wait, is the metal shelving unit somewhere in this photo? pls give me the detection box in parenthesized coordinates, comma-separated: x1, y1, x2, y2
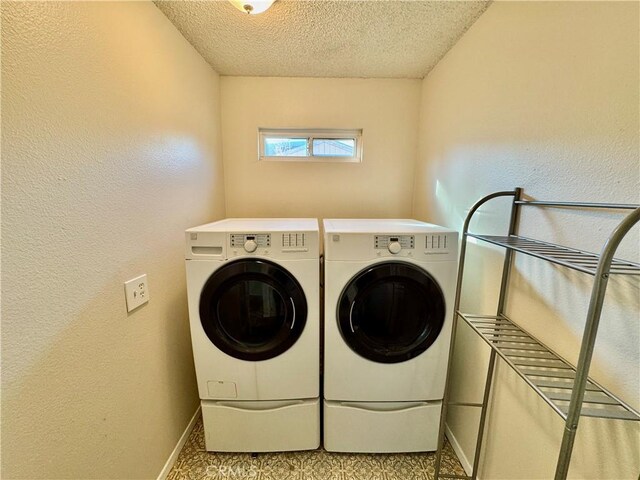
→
(434, 188, 640, 480)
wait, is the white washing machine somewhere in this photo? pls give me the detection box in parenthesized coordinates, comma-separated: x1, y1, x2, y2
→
(185, 218, 320, 452)
(323, 219, 458, 453)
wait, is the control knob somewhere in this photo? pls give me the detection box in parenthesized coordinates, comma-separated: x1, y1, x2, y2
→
(388, 241, 402, 254)
(244, 239, 258, 253)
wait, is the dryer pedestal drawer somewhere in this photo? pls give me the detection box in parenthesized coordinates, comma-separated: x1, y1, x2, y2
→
(323, 399, 441, 453)
(201, 398, 320, 452)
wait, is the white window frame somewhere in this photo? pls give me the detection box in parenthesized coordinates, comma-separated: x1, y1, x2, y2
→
(258, 128, 363, 163)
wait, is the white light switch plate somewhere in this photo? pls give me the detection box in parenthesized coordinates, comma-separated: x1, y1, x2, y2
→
(124, 274, 149, 312)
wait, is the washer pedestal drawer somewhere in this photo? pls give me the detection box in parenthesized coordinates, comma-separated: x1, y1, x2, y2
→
(323, 399, 441, 453)
(201, 398, 320, 452)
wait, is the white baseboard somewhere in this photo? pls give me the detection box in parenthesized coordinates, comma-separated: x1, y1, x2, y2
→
(157, 405, 201, 480)
(445, 422, 475, 478)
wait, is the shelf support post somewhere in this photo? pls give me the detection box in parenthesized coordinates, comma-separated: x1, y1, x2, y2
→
(554, 206, 640, 480)
(470, 188, 522, 479)
(434, 189, 521, 480)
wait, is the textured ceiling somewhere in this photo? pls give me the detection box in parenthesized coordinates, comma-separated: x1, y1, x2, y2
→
(155, 0, 491, 78)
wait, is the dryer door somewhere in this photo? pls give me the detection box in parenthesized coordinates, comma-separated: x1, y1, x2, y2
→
(337, 262, 445, 364)
(199, 259, 307, 361)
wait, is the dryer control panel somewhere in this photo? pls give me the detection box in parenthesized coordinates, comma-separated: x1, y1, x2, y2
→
(374, 235, 415, 249)
(323, 218, 458, 262)
(326, 232, 458, 261)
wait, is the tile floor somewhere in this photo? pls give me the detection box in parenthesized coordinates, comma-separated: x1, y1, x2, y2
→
(167, 415, 466, 480)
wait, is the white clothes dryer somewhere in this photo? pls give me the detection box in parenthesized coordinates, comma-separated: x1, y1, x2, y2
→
(323, 219, 458, 453)
(185, 218, 320, 452)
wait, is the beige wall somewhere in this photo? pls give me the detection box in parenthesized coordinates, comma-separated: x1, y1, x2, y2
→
(413, 2, 639, 479)
(1, 2, 225, 478)
(220, 76, 421, 219)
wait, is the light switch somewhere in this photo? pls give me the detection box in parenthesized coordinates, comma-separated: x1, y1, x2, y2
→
(124, 274, 149, 312)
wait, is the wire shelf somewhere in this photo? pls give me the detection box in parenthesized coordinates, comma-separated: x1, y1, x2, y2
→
(435, 192, 640, 480)
(467, 234, 640, 276)
(459, 313, 640, 422)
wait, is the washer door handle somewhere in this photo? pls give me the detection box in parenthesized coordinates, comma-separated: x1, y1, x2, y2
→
(349, 301, 356, 332)
(290, 297, 296, 330)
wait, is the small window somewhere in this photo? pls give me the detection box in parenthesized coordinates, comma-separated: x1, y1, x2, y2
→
(264, 137, 308, 157)
(259, 128, 362, 163)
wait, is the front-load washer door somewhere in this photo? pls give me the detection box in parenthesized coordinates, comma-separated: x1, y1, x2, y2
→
(337, 262, 445, 364)
(199, 259, 307, 361)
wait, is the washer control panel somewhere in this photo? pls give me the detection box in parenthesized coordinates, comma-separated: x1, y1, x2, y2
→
(374, 235, 415, 250)
(282, 233, 306, 248)
(228, 232, 313, 256)
(187, 226, 318, 261)
(230, 233, 271, 249)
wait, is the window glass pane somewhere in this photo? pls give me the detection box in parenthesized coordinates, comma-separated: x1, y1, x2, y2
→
(312, 138, 355, 157)
(264, 137, 308, 157)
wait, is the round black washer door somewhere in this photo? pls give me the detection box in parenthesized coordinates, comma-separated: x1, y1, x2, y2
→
(338, 262, 446, 364)
(199, 259, 307, 361)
